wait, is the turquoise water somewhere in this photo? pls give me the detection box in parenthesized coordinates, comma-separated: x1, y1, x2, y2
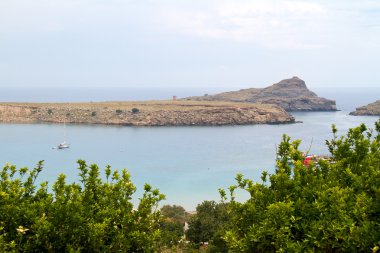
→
(1, 87, 379, 209)
(0, 111, 378, 210)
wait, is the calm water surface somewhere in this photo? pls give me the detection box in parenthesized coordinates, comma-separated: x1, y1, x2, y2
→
(1, 87, 379, 209)
(0, 111, 378, 210)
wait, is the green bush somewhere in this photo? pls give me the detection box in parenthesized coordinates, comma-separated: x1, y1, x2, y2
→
(115, 109, 123, 115)
(159, 205, 188, 248)
(220, 120, 380, 252)
(47, 109, 53, 114)
(132, 108, 140, 114)
(91, 111, 96, 117)
(186, 201, 229, 252)
(0, 160, 165, 252)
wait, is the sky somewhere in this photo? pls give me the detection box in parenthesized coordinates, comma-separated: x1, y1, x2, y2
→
(1, 0, 380, 89)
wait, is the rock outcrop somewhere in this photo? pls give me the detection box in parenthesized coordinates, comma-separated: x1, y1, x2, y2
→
(185, 77, 336, 111)
(0, 101, 295, 126)
(349, 100, 380, 116)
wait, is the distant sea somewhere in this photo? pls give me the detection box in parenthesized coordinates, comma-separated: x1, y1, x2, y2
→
(0, 86, 378, 111)
(0, 86, 379, 210)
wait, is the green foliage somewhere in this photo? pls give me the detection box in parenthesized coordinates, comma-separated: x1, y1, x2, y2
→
(0, 160, 165, 252)
(186, 201, 229, 252)
(159, 205, 187, 248)
(221, 120, 380, 252)
(132, 108, 140, 114)
(47, 108, 53, 114)
(161, 205, 187, 224)
(91, 111, 96, 117)
(115, 109, 123, 115)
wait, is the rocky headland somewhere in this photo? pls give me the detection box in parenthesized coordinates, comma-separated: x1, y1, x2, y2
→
(349, 100, 380, 116)
(185, 77, 337, 112)
(0, 101, 295, 126)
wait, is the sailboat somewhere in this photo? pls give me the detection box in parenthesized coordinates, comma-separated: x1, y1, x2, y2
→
(58, 141, 69, 149)
(58, 122, 70, 149)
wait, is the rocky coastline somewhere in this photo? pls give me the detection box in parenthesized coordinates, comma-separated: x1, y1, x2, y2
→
(349, 100, 380, 116)
(0, 101, 295, 126)
(185, 77, 337, 112)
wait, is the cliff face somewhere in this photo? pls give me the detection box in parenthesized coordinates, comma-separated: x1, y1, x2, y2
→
(186, 77, 337, 111)
(0, 101, 295, 126)
(349, 100, 380, 116)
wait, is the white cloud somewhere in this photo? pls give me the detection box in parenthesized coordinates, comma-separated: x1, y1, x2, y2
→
(155, 0, 380, 50)
(0, 0, 143, 37)
(156, 0, 330, 49)
(2, 0, 379, 50)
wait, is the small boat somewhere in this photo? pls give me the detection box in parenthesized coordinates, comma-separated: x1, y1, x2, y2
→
(275, 149, 332, 167)
(58, 141, 69, 149)
(57, 122, 70, 149)
(302, 153, 333, 166)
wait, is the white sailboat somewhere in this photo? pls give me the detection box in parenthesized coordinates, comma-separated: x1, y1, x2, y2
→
(58, 141, 69, 149)
(58, 122, 70, 149)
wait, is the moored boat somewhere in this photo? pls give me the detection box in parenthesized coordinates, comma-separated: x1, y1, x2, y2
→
(57, 122, 70, 149)
(58, 141, 69, 149)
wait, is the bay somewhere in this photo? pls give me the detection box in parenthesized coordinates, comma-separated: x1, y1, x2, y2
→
(0, 87, 379, 210)
(0, 112, 378, 210)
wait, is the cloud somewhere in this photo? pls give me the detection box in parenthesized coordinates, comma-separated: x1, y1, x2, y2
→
(1, 0, 379, 50)
(0, 0, 146, 38)
(156, 0, 329, 49)
(155, 0, 380, 50)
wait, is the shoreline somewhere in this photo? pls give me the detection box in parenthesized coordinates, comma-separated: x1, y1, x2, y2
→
(0, 100, 295, 126)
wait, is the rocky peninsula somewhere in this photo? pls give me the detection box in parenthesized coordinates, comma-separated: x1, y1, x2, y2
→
(0, 100, 295, 126)
(185, 77, 336, 111)
(349, 100, 380, 116)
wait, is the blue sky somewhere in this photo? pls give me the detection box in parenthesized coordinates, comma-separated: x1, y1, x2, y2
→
(1, 0, 380, 88)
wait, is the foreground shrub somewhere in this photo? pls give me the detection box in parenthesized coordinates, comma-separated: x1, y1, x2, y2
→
(220, 120, 380, 252)
(0, 160, 165, 252)
(186, 201, 229, 252)
(159, 205, 188, 248)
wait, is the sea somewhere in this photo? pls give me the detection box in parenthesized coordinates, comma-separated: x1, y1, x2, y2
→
(0, 86, 379, 210)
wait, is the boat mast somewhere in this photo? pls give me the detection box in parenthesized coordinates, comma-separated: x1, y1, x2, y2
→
(63, 121, 67, 142)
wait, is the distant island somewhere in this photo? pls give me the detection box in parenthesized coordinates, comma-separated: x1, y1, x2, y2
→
(349, 100, 380, 116)
(0, 101, 294, 126)
(0, 77, 341, 126)
(185, 77, 337, 112)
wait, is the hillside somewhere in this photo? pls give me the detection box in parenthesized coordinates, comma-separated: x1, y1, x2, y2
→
(185, 77, 337, 111)
(0, 100, 295, 126)
(349, 100, 380, 116)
